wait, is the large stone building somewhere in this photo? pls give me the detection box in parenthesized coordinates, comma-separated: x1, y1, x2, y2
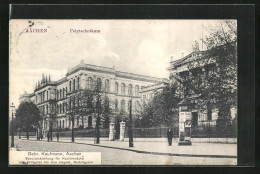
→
(168, 50, 237, 127)
(20, 60, 168, 132)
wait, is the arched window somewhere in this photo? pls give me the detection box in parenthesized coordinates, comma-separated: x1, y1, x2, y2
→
(121, 83, 125, 94)
(115, 82, 118, 94)
(115, 99, 118, 109)
(128, 84, 132, 95)
(121, 100, 125, 111)
(135, 85, 139, 96)
(105, 79, 110, 92)
(87, 77, 93, 89)
(97, 78, 102, 91)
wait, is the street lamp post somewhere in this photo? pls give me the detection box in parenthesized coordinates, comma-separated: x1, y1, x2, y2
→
(10, 103, 15, 148)
(128, 95, 134, 147)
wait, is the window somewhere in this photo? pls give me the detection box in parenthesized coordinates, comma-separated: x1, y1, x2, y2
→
(56, 104, 59, 114)
(77, 77, 80, 89)
(46, 105, 48, 114)
(63, 103, 65, 113)
(47, 91, 48, 100)
(115, 82, 118, 94)
(73, 79, 75, 91)
(121, 100, 125, 111)
(60, 89, 62, 99)
(87, 77, 93, 89)
(63, 120, 65, 128)
(135, 85, 139, 96)
(60, 120, 61, 128)
(60, 104, 62, 114)
(97, 78, 102, 91)
(105, 79, 110, 92)
(115, 99, 118, 109)
(69, 81, 72, 92)
(121, 83, 125, 94)
(63, 88, 65, 98)
(77, 117, 79, 126)
(128, 84, 132, 95)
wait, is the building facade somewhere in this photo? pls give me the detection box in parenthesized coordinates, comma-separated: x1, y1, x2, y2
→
(20, 60, 168, 132)
(168, 50, 237, 127)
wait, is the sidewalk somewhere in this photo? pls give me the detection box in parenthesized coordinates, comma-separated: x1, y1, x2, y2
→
(56, 137, 237, 158)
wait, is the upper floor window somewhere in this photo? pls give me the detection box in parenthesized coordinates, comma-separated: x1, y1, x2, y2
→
(97, 78, 102, 91)
(63, 88, 65, 98)
(87, 77, 93, 89)
(105, 79, 110, 92)
(60, 89, 62, 99)
(115, 82, 118, 94)
(128, 84, 133, 95)
(135, 85, 139, 96)
(73, 79, 76, 91)
(77, 77, 80, 89)
(121, 83, 125, 94)
(47, 91, 48, 100)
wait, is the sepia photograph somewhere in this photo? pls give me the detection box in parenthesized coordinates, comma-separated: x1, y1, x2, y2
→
(9, 19, 237, 165)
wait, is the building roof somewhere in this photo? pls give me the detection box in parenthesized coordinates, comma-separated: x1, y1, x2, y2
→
(67, 61, 167, 83)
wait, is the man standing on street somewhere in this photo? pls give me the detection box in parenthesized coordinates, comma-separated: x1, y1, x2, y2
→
(47, 131, 50, 142)
(57, 132, 59, 142)
(167, 128, 173, 146)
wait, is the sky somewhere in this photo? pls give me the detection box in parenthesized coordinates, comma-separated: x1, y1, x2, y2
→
(9, 19, 225, 107)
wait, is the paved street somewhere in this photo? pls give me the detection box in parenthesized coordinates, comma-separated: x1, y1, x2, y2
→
(11, 136, 237, 165)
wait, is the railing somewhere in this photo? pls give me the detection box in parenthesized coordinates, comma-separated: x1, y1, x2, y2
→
(52, 128, 109, 138)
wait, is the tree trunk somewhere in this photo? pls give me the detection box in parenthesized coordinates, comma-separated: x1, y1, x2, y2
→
(96, 114, 100, 144)
(50, 125, 53, 141)
(72, 117, 75, 142)
(26, 131, 29, 140)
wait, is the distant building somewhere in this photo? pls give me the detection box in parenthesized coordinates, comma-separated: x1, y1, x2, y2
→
(20, 60, 167, 132)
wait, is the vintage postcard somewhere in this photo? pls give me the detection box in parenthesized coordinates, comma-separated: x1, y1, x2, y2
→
(9, 19, 237, 165)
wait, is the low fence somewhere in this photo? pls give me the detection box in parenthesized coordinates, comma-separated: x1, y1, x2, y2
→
(14, 125, 236, 139)
(52, 128, 109, 138)
(14, 132, 36, 136)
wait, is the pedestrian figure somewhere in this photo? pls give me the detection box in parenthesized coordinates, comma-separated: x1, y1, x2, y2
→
(47, 131, 50, 142)
(167, 128, 173, 146)
(57, 132, 59, 142)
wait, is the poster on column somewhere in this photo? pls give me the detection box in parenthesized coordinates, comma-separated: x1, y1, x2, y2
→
(8, 5, 240, 166)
